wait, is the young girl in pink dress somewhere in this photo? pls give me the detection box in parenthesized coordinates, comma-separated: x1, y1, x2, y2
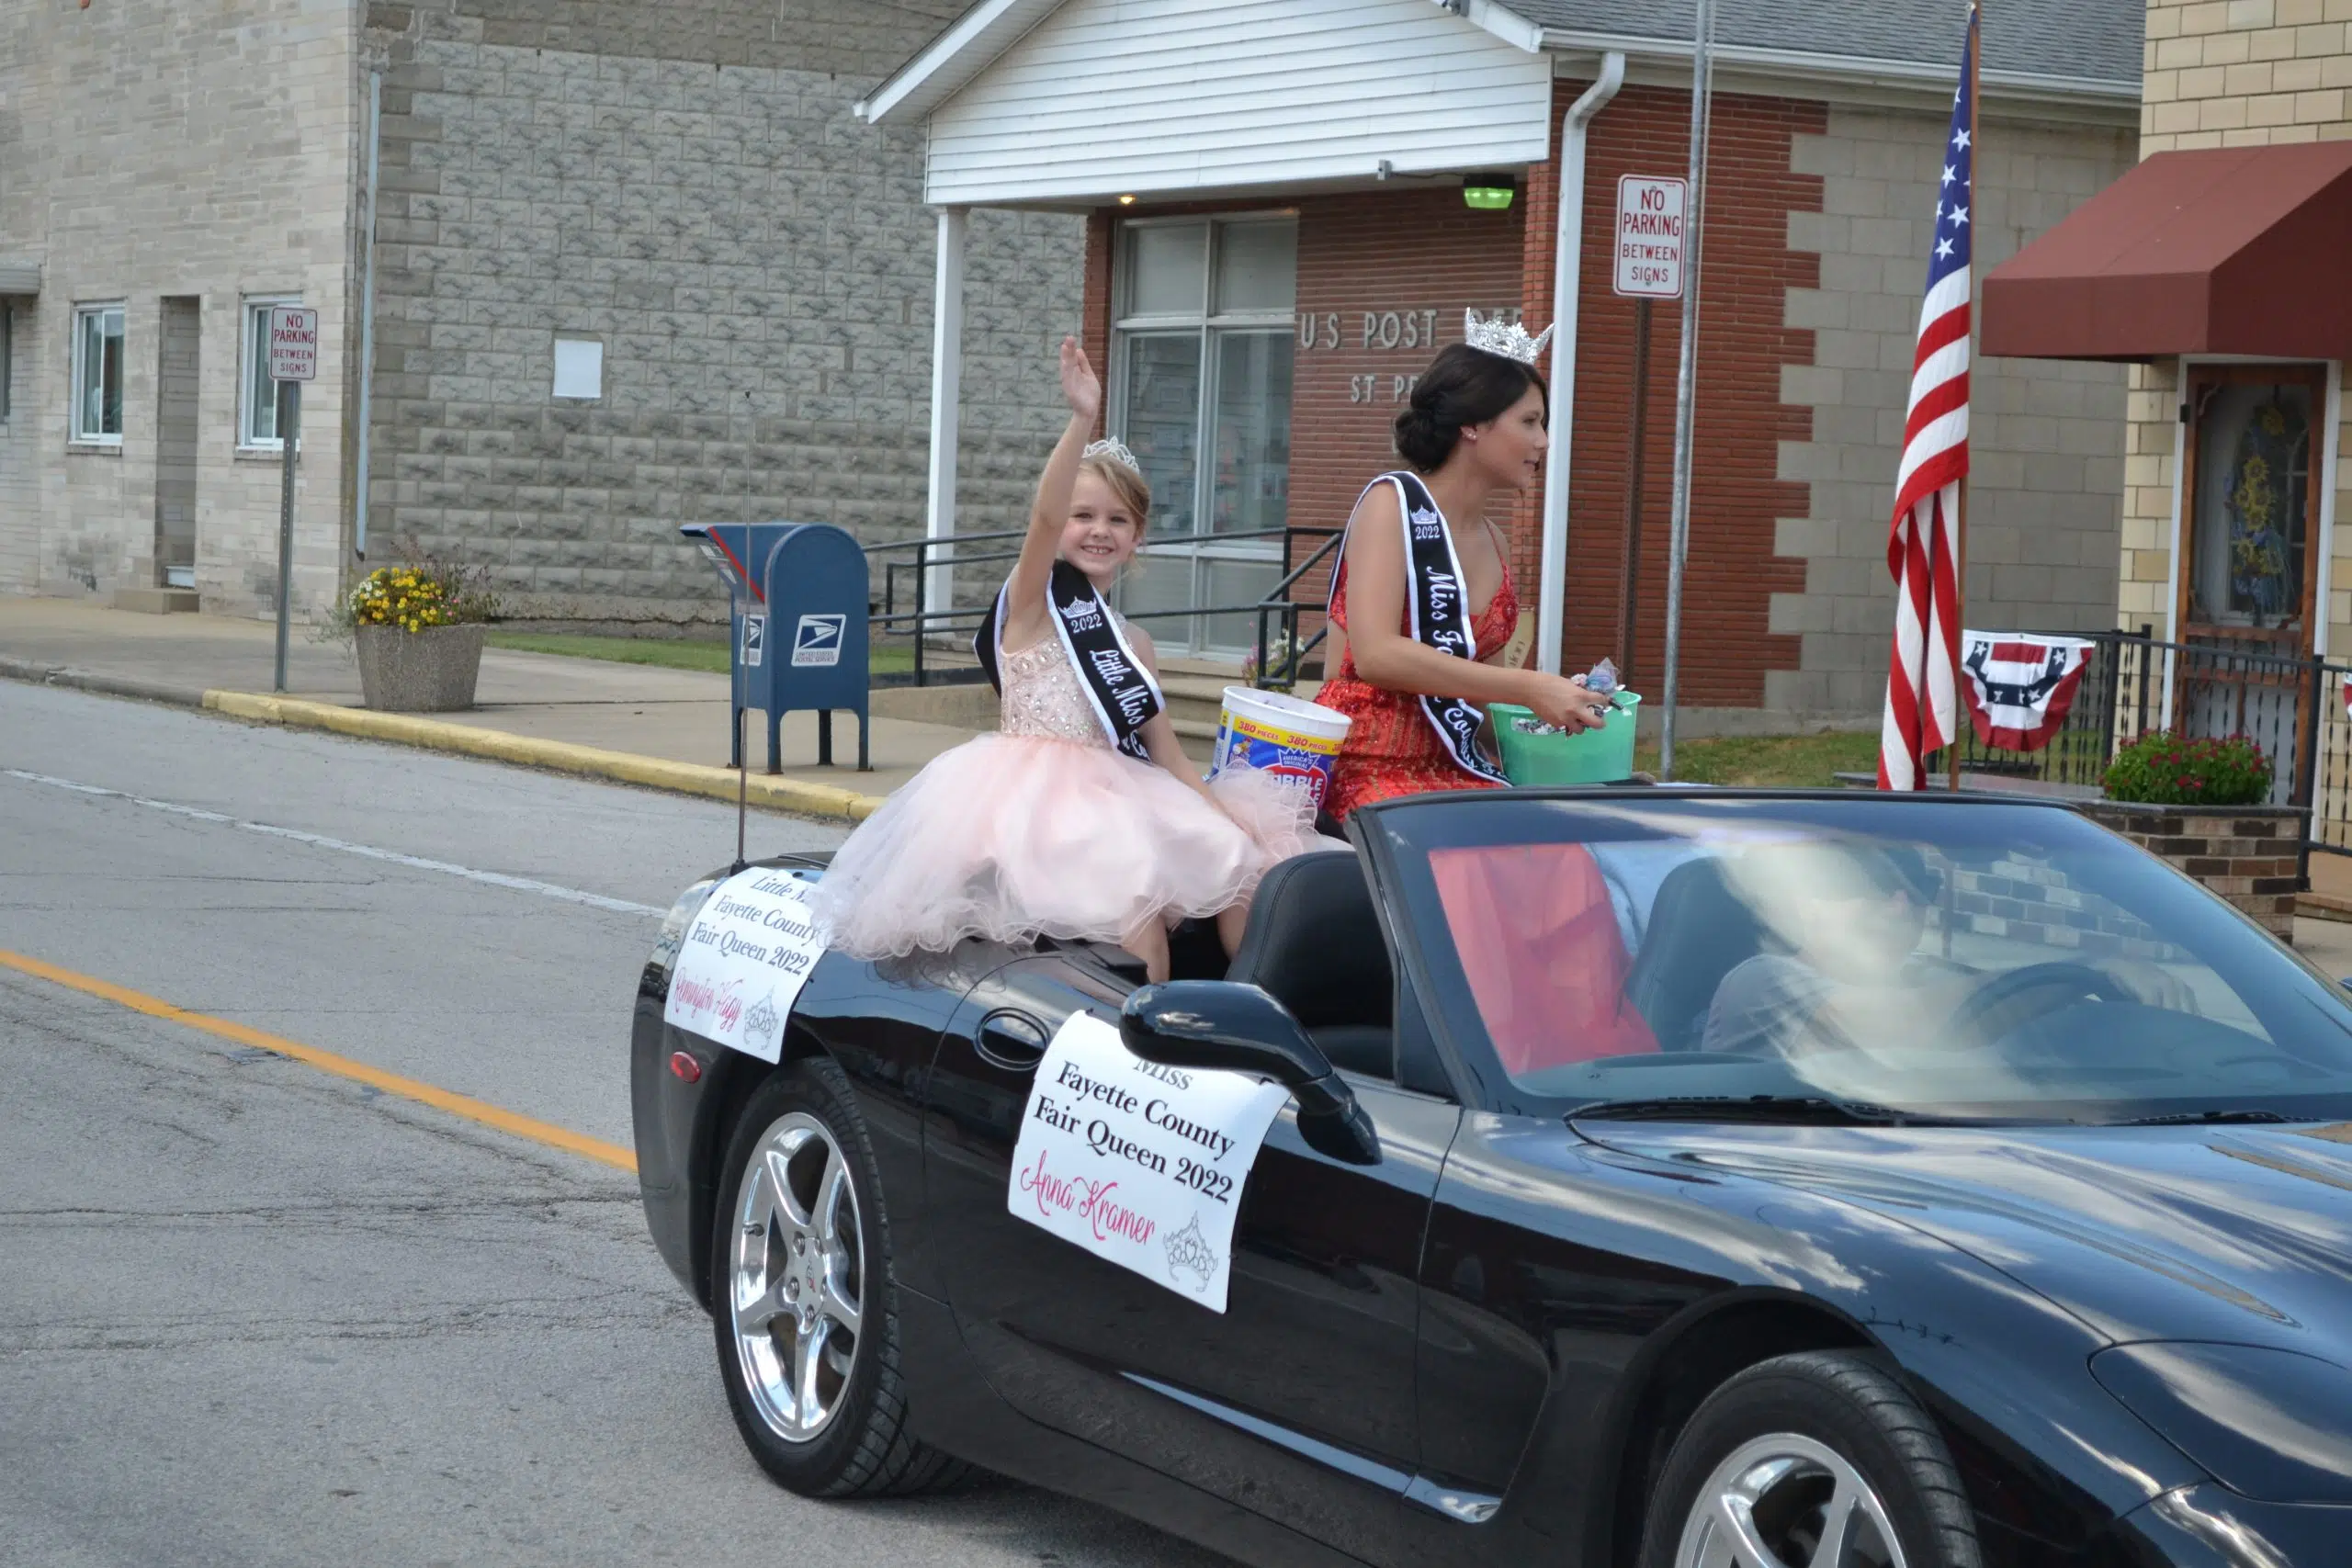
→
(813, 338, 1324, 982)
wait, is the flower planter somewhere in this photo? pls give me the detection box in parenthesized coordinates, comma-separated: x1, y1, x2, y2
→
(354, 623, 487, 713)
(2079, 800, 2304, 942)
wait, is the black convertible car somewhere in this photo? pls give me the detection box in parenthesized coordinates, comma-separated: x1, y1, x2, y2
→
(632, 790, 2352, 1568)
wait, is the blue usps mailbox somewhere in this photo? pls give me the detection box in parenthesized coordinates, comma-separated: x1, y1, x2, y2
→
(679, 521, 870, 773)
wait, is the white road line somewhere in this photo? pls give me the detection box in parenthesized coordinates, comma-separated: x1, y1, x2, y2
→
(4, 769, 664, 918)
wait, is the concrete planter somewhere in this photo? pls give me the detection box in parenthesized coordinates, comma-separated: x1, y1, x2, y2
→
(355, 623, 487, 713)
(2080, 800, 2305, 942)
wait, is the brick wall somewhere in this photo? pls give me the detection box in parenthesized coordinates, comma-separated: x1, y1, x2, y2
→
(2143, 0, 2352, 152)
(361, 2, 1083, 632)
(0, 0, 358, 616)
(1775, 106, 2137, 716)
(2082, 801, 2303, 939)
(1521, 81, 1821, 709)
(2122, 0, 2352, 658)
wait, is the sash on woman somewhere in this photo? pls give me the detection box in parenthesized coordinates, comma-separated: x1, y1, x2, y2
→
(974, 559, 1164, 761)
(1328, 470, 1508, 785)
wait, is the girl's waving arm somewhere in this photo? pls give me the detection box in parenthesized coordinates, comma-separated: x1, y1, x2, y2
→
(1000, 337, 1102, 653)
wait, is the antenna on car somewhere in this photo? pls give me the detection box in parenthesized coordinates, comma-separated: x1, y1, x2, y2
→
(733, 389, 752, 874)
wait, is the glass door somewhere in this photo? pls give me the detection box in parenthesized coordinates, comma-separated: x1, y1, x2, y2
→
(1111, 217, 1297, 658)
(2176, 364, 2328, 802)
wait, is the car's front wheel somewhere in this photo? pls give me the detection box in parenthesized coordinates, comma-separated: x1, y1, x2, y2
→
(710, 1059, 966, 1496)
(1640, 1350, 1982, 1568)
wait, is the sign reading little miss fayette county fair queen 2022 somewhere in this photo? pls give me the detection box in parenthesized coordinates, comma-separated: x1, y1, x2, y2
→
(662, 868, 828, 1064)
(1010, 1014, 1288, 1313)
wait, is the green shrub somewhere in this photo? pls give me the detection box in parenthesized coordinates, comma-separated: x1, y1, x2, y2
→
(2102, 729, 2272, 807)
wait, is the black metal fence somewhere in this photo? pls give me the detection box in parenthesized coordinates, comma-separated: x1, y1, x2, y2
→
(863, 525, 1341, 687)
(1934, 626, 2352, 868)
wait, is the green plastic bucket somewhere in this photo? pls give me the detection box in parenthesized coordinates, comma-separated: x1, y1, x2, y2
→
(1490, 693, 1642, 785)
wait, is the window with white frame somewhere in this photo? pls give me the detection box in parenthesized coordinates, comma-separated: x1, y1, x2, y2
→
(71, 302, 126, 444)
(1111, 217, 1297, 653)
(241, 297, 300, 447)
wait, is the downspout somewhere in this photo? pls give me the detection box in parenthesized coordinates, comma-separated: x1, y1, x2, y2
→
(354, 69, 382, 560)
(1535, 52, 1625, 674)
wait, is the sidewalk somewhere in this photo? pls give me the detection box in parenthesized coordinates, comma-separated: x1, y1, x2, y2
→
(0, 599, 981, 820)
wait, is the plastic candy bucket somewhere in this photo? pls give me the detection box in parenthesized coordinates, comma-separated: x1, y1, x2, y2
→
(1208, 687, 1352, 815)
(1490, 693, 1641, 785)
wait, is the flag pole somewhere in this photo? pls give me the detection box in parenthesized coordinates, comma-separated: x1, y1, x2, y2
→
(1947, 0, 1978, 795)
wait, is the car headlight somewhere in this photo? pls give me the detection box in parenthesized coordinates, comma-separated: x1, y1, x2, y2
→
(649, 876, 721, 978)
(2093, 1342, 2352, 1505)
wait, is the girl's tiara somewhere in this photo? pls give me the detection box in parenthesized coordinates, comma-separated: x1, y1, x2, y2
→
(1082, 438, 1142, 474)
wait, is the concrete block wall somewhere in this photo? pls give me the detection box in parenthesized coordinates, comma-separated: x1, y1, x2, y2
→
(0, 0, 358, 620)
(362, 2, 1084, 632)
(2143, 0, 2352, 151)
(1768, 105, 2139, 717)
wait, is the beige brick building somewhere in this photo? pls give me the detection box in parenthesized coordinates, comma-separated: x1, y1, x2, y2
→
(0, 0, 1078, 628)
(1992, 0, 2352, 693)
(2129, 0, 2352, 654)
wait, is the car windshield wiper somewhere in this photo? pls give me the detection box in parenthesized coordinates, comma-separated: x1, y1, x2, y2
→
(2103, 1108, 2302, 1127)
(1566, 1094, 1930, 1126)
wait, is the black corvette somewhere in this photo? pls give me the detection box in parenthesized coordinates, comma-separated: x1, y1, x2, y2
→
(631, 789, 2352, 1568)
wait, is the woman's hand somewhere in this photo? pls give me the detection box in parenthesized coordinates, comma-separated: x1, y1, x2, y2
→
(1059, 336, 1102, 424)
(1515, 671, 1612, 733)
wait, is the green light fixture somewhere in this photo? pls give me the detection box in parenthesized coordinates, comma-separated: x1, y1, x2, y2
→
(1463, 172, 1517, 211)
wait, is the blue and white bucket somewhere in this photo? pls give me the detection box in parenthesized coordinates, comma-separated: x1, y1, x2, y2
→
(1206, 687, 1352, 817)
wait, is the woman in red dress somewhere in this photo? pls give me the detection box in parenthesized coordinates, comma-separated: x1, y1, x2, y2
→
(1319, 328, 1610, 820)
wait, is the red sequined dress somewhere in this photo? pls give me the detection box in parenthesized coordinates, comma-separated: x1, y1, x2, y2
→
(1317, 554, 1521, 820)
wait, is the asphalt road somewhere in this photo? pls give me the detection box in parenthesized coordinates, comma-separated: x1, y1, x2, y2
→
(0, 681, 1227, 1568)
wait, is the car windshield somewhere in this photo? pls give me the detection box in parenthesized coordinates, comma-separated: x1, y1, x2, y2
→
(1370, 795, 2352, 1124)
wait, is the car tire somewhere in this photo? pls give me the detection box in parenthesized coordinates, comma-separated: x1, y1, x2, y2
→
(1638, 1350, 1982, 1568)
(710, 1057, 968, 1497)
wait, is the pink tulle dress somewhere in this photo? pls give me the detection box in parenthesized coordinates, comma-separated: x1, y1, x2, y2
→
(813, 618, 1336, 960)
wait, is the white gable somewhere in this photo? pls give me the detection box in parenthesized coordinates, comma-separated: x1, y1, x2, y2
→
(922, 0, 1553, 208)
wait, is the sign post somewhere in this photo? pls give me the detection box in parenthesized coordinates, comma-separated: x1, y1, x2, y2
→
(266, 306, 319, 693)
(1610, 175, 1688, 689)
(1659, 0, 1716, 781)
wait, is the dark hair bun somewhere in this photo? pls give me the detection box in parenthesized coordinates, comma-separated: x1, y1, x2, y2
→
(1389, 342, 1550, 472)
(1393, 402, 1449, 471)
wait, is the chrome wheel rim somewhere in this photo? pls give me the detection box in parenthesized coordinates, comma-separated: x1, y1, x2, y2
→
(728, 1112, 865, 1444)
(1674, 1433, 1907, 1568)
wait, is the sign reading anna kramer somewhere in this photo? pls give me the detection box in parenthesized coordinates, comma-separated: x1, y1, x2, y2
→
(662, 867, 828, 1063)
(1008, 1013, 1287, 1313)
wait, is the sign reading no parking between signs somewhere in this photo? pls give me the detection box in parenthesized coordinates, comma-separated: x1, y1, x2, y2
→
(1008, 1014, 1287, 1313)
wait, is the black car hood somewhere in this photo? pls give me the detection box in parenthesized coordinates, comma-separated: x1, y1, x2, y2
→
(1577, 1121, 2352, 1355)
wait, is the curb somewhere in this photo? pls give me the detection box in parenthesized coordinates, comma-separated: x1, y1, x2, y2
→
(0, 655, 209, 708)
(202, 691, 887, 824)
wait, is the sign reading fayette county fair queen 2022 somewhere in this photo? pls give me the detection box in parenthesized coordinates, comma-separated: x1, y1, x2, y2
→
(662, 868, 828, 1063)
(1009, 1013, 1288, 1314)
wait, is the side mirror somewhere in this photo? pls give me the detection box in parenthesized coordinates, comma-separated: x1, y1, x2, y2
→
(1120, 981, 1381, 1166)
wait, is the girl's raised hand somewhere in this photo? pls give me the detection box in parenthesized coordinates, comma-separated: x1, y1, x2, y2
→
(1059, 336, 1102, 423)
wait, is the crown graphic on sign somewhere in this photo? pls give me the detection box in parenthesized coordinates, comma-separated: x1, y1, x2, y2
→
(1463, 308, 1555, 366)
(1082, 438, 1141, 474)
(743, 990, 780, 1043)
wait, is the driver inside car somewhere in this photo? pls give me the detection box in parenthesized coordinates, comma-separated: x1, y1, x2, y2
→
(1702, 841, 2195, 1059)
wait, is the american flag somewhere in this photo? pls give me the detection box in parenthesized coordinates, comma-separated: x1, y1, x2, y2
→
(1878, 2, 1977, 791)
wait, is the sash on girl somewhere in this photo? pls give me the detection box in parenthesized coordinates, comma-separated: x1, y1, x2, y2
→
(974, 559, 1164, 761)
(1329, 470, 1508, 784)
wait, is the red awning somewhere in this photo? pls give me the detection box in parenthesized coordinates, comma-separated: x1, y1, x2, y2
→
(1982, 143, 2352, 362)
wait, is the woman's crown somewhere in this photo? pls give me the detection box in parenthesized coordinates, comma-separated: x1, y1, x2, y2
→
(1463, 308, 1555, 367)
(1082, 438, 1141, 473)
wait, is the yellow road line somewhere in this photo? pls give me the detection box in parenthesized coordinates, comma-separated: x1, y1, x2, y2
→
(0, 948, 637, 1173)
